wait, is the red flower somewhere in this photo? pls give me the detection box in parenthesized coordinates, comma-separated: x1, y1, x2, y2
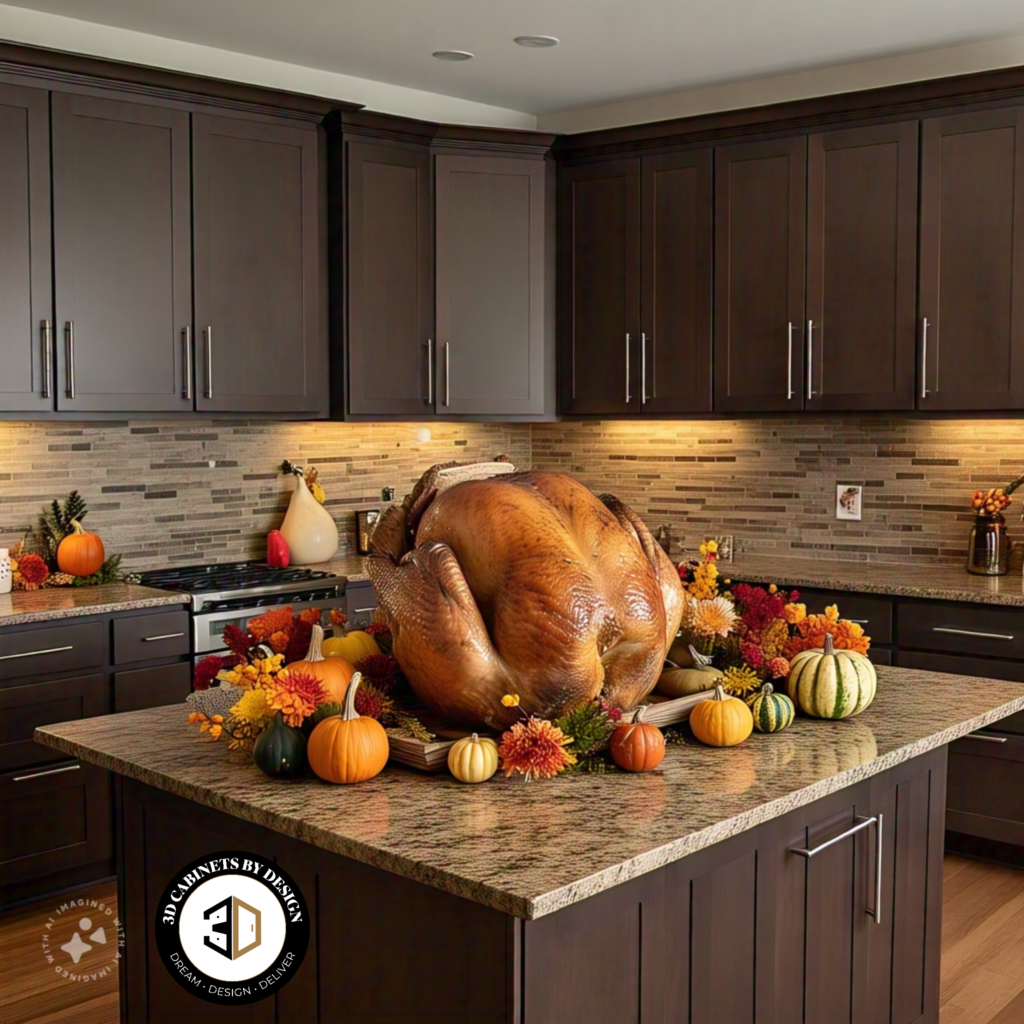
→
(16, 553, 49, 586)
(356, 653, 401, 693)
(223, 624, 254, 660)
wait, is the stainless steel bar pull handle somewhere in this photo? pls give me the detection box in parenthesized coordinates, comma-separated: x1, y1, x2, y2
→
(786, 322, 794, 399)
(13, 763, 80, 783)
(640, 332, 647, 404)
(625, 334, 631, 404)
(142, 632, 186, 643)
(425, 339, 434, 405)
(967, 732, 1009, 743)
(806, 319, 815, 399)
(182, 327, 193, 400)
(791, 814, 883, 924)
(64, 321, 75, 399)
(0, 644, 74, 662)
(204, 326, 213, 399)
(921, 318, 930, 399)
(847, 618, 869, 625)
(41, 320, 53, 398)
(444, 342, 450, 408)
(933, 626, 1014, 641)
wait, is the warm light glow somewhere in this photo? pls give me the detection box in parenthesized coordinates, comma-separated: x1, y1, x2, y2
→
(414, 427, 432, 444)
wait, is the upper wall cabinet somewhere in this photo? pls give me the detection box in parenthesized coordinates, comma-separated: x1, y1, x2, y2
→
(192, 115, 325, 415)
(558, 153, 712, 415)
(51, 93, 193, 413)
(919, 107, 1024, 410)
(0, 83, 52, 414)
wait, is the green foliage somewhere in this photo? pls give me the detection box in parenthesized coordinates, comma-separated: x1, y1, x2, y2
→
(555, 699, 616, 770)
(39, 490, 88, 565)
(70, 554, 123, 587)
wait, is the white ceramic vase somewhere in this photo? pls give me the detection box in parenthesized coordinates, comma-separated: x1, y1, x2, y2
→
(0, 548, 11, 595)
(279, 476, 339, 565)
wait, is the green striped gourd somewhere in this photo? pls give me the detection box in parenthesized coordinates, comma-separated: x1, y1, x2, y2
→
(786, 633, 877, 720)
(750, 683, 795, 733)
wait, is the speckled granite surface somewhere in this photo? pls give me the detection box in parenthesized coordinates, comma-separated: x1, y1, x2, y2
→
(733, 555, 1024, 606)
(0, 583, 188, 628)
(36, 667, 1024, 919)
(320, 553, 370, 581)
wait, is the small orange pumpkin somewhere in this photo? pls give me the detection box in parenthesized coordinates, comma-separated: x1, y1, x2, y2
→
(287, 624, 355, 703)
(307, 673, 389, 784)
(609, 708, 666, 772)
(57, 520, 105, 577)
(689, 685, 754, 747)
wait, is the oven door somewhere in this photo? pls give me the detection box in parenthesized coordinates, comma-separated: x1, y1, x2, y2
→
(193, 594, 347, 657)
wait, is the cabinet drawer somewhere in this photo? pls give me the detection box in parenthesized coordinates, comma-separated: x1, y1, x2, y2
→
(113, 609, 189, 664)
(948, 733, 1024, 845)
(899, 600, 1024, 659)
(114, 662, 191, 713)
(0, 621, 106, 678)
(0, 673, 107, 771)
(0, 759, 111, 885)
(798, 588, 893, 644)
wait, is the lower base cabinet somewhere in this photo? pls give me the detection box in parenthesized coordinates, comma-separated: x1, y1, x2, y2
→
(119, 746, 945, 1024)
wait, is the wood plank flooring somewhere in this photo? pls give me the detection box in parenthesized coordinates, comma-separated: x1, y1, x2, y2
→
(0, 858, 1021, 1023)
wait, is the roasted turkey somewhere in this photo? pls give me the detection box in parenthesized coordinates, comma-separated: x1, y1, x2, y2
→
(367, 461, 685, 730)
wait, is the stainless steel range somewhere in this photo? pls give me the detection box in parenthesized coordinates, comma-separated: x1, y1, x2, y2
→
(136, 562, 347, 656)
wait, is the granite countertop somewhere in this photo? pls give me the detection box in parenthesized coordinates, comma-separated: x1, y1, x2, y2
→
(36, 666, 1024, 920)
(732, 554, 1024, 607)
(320, 553, 370, 581)
(0, 582, 189, 628)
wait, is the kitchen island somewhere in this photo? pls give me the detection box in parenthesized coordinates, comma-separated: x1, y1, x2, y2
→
(37, 667, 1024, 1024)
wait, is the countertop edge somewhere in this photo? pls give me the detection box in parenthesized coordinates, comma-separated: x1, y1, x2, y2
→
(0, 591, 189, 627)
(36, 694, 1024, 920)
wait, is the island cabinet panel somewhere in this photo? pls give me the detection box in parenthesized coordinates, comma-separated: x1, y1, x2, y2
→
(919, 107, 1024, 410)
(714, 137, 807, 412)
(0, 81, 52, 414)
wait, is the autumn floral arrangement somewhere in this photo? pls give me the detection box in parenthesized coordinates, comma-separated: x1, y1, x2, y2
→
(970, 472, 1024, 518)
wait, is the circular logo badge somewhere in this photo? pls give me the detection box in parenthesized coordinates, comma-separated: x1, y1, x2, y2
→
(154, 851, 309, 1005)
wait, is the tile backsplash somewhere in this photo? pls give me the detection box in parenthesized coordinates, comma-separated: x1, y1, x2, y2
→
(1, 416, 1018, 570)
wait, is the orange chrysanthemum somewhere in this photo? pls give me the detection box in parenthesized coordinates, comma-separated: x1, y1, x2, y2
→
(298, 607, 322, 625)
(498, 718, 576, 780)
(267, 630, 291, 654)
(783, 602, 807, 624)
(248, 607, 295, 642)
(264, 669, 328, 726)
(784, 605, 870, 658)
(15, 552, 50, 589)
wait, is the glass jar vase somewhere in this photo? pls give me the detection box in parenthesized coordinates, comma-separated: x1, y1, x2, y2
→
(966, 513, 1010, 575)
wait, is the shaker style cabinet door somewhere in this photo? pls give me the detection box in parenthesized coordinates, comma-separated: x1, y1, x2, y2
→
(714, 137, 807, 412)
(51, 92, 193, 412)
(919, 107, 1024, 410)
(805, 122, 919, 412)
(435, 154, 550, 415)
(640, 150, 714, 414)
(193, 115, 325, 414)
(346, 139, 434, 416)
(0, 83, 53, 414)
(558, 158, 641, 414)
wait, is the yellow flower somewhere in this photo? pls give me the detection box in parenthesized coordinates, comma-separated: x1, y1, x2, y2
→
(706, 540, 718, 553)
(783, 603, 807, 625)
(768, 583, 778, 594)
(502, 694, 521, 708)
(230, 688, 274, 727)
(825, 605, 840, 623)
(706, 563, 719, 578)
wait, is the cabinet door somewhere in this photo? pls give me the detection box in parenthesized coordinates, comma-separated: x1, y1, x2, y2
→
(193, 115, 325, 414)
(435, 154, 550, 415)
(640, 150, 713, 413)
(806, 123, 918, 411)
(558, 159, 640, 414)
(0, 82, 53, 414)
(52, 92, 193, 412)
(714, 138, 806, 412)
(919, 107, 1024, 409)
(346, 139, 434, 416)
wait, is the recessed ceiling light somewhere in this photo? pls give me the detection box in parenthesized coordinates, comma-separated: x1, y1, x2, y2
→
(432, 50, 474, 61)
(514, 35, 560, 48)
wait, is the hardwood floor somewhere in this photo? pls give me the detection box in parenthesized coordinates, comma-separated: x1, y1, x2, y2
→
(0, 858, 1021, 1023)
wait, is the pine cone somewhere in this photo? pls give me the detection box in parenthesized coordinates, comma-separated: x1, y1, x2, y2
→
(48, 572, 76, 587)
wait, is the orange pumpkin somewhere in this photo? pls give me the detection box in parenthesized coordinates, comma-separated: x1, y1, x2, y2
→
(307, 673, 389, 784)
(689, 685, 754, 747)
(609, 708, 666, 772)
(287, 624, 354, 703)
(57, 520, 105, 577)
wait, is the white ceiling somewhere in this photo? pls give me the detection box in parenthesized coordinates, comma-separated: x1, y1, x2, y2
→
(5, 0, 1024, 117)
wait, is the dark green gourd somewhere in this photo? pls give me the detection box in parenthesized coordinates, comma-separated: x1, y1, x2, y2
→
(253, 712, 308, 778)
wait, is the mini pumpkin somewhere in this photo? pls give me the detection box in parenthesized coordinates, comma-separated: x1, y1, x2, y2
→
(609, 708, 666, 772)
(657, 645, 723, 698)
(750, 683, 795, 734)
(253, 712, 308, 778)
(288, 624, 355, 703)
(321, 629, 381, 664)
(447, 733, 499, 783)
(787, 633, 877, 720)
(307, 673, 390, 784)
(689, 685, 754, 747)
(57, 520, 105, 577)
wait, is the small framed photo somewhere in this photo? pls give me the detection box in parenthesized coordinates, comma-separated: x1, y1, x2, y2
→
(836, 484, 863, 521)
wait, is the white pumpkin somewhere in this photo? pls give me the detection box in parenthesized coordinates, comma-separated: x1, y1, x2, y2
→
(787, 633, 877, 720)
(447, 733, 499, 784)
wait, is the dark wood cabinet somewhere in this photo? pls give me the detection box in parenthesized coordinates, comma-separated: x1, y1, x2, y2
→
(435, 154, 551, 415)
(919, 107, 1024, 410)
(193, 114, 325, 415)
(51, 92, 193, 413)
(714, 137, 807, 412)
(806, 122, 919, 411)
(0, 82, 52, 414)
(345, 139, 433, 416)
